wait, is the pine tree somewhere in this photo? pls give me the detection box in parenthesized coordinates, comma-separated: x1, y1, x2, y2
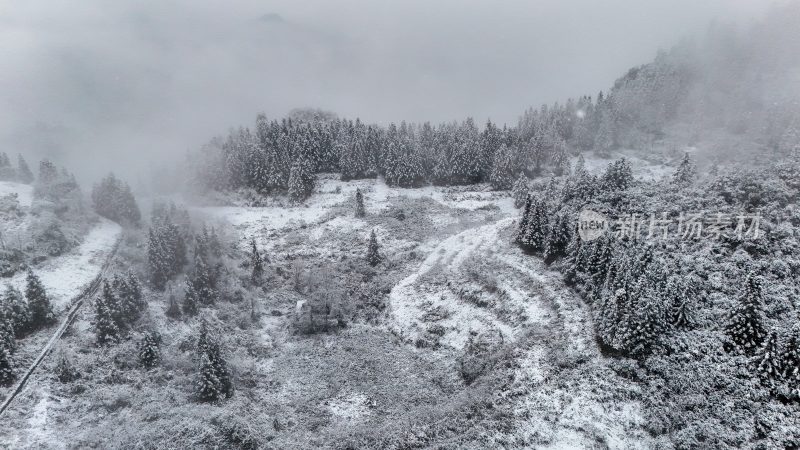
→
(26, 270, 54, 329)
(0, 320, 14, 355)
(196, 319, 211, 355)
(354, 188, 366, 218)
(479, 119, 503, 182)
(91, 173, 142, 225)
(287, 158, 315, 203)
(756, 331, 783, 387)
(596, 288, 624, 348)
(113, 273, 145, 325)
(287, 160, 305, 203)
(148, 218, 188, 291)
(54, 352, 79, 383)
(194, 322, 232, 402)
(166, 293, 182, 319)
(366, 230, 381, 266)
(667, 276, 695, 329)
(489, 144, 516, 190)
(601, 158, 633, 191)
(725, 275, 767, 354)
(781, 333, 800, 399)
(138, 331, 161, 369)
(511, 174, 529, 208)
(1, 285, 30, 337)
(544, 211, 573, 262)
(196, 352, 221, 402)
(515, 195, 533, 245)
(673, 152, 696, 185)
(148, 228, 169, 290)
(38, 159, 59, 184)
(208, 227, 222, 258)
(551, 139, 569, 176)
(564, 233, 589, 285)
(187, 249, 218, 306)
(94, 285, 120, 346)
(183, 280, 200, 316)
(617, 293, 666, 357)
(250, 237, 264, 283)
(206, 340, 233, 399)
(17, 154, 34, 184)
(516, 195, 549, 252)
(0, 340, 14, 385)
(574, 153, 586, 175)
(0, 152, 14, 181)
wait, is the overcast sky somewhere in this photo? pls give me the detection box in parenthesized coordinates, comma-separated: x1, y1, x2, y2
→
(0, 0, 776, 179)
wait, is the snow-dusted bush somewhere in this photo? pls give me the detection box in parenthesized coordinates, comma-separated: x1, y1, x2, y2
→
(0, 193, 21, 218)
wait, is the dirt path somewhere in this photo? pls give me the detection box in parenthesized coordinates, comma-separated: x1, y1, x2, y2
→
(388, 215, 652, 448)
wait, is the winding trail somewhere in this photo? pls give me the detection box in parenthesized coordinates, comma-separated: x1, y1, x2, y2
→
(388, 215, 651, 448)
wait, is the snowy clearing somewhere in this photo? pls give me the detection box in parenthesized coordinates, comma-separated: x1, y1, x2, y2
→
(0, 181, 33, 208)
(4, 218, 121, 311)
(199, 174, 515, 252)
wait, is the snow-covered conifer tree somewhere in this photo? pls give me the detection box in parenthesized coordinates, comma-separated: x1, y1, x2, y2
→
(37, 159, 59, 184)
(288, 158, 315, 203)
(673, 152, 696, 185)
(354, 188, 366, 218)
(250, 237, 264, 283)
(196, 352, 221, 402)
(725, 274, 767, 354)
(54, 352, 79, 383)
(94, 283, 120, 346)
(26, 270, 54, 329)
(0, 338, 15, 385)
(16, 154, 34, 184)
(489, 144, 516, 190)
(183, 281, 199, 316)
(480, 120, 503, 182)
(366, 230, 381, 266)
(148, 219, 188, 291)
(551, 139, 570, 176)
(517, 195, 550, 252)
(186, 250, 218, 307)
(601, 158, 633, 191)
(574, 153, 586, 174)
(511, 173, 529, 208)
(781, 333, 800, 398)
(544, 211, 573, 262)
(621, 293, 665, 357)
(138, 331, 161, 369)
(756, 332, 783, 387)
(1, 285, 30, 337)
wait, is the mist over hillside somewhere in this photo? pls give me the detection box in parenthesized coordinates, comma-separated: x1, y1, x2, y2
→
(0, 0, 777, 183)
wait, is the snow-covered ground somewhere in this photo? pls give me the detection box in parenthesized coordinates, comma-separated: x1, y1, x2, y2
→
(574, 149, 675, 181)
(0, 181, 34, 207)
(389, 217, 531, 348)
(4, 218, 121, 311)
(198, 175, 514, 252)
(324, 392, 373, 422)
(199, 177, 651, 448)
